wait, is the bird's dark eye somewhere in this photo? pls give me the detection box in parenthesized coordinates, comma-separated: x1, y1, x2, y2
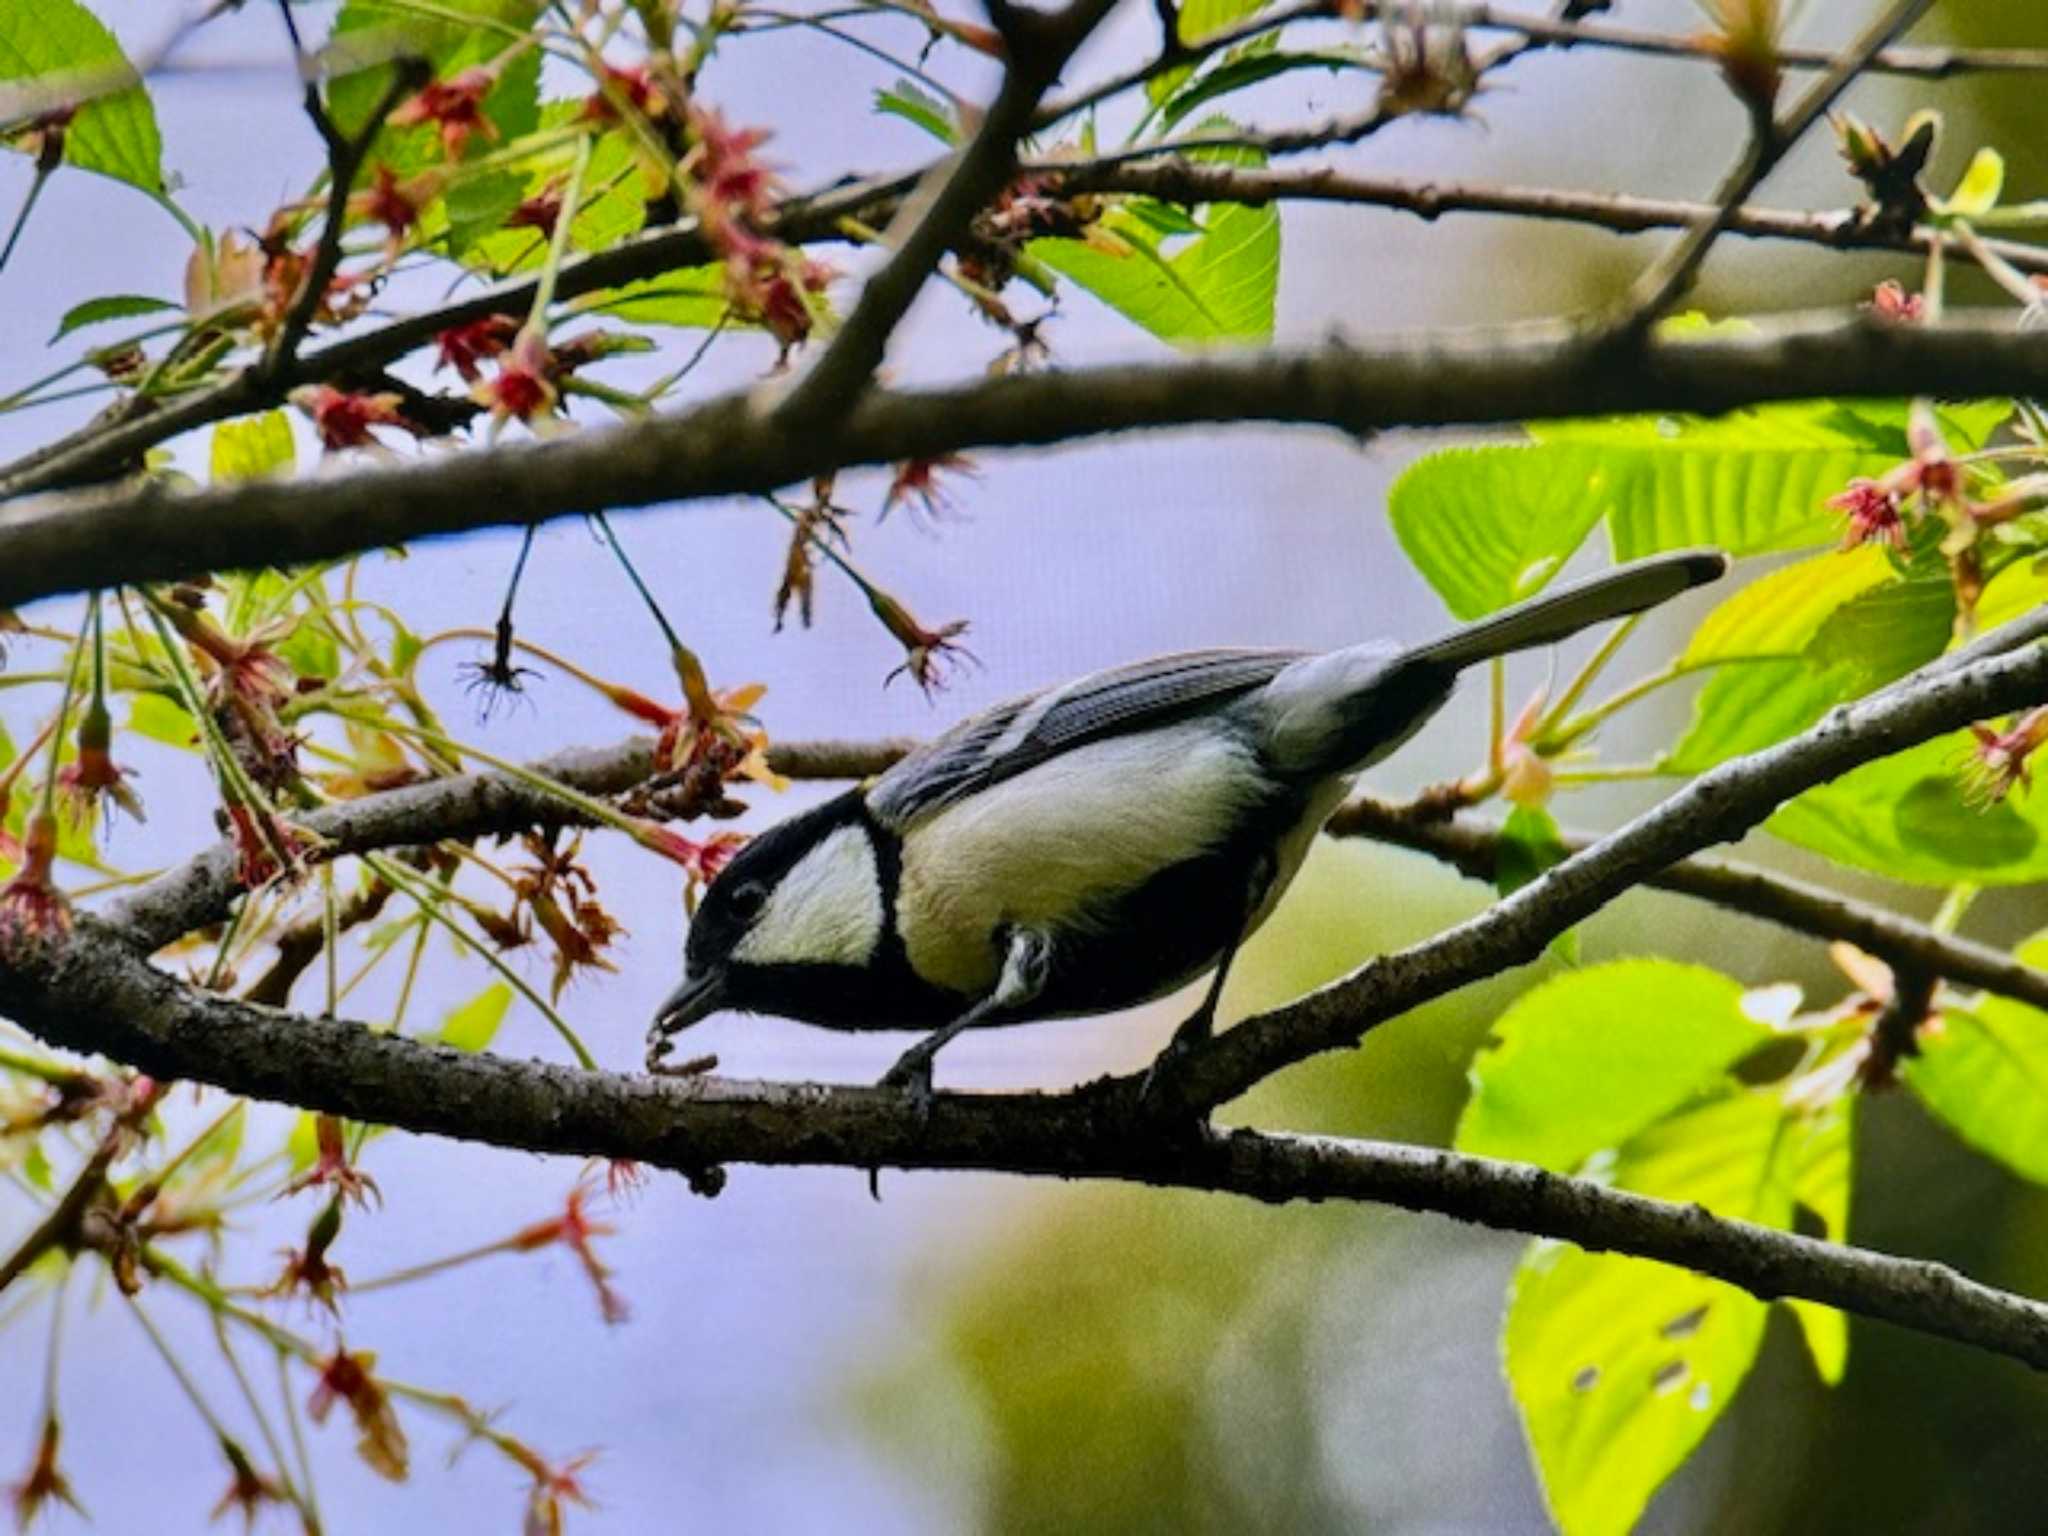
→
(728, 881, 768, 921)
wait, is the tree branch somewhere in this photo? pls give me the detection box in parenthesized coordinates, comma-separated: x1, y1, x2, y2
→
(1619, 0, 1935, 326)
(2, 914, 2047, 1371)
(1163, 635, 2048, 1112)
(9, 309, 2048, 613)
(1328, 796, 2048, 1014)
(1058, 161, 2048, 276)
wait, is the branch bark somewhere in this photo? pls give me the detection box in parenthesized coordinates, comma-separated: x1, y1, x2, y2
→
(8, 310, 2048, 612)
(1329, 797, 2048, 1013)
(3, 914, 2046, 1371)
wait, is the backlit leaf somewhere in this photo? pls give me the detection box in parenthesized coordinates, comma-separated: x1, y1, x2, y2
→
(1456, 960, 1767, 1173)
(0, 0, 162, 192)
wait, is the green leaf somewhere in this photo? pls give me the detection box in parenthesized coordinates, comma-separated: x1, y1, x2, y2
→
(1388, 445, 1608, 619)
(275, 617, 340, 682)
(1679, 547, 1894, 667)
(1507, 1086, 1830, 1536)
(1942, 146, 2005, 218)
(1456, 960, 1768, 1173)
(327, 0, 542, 156)
(434, 982, 512, 1051)
(1033, 199, 1278, 345)
(1178, 0, 1270, 44)
(1662, 659, 1851, 774)
(1768, 735, 2048, 885)
(1032, 119, 1277, 347)
(1901, 932, 2048, 1183)
(464, 113, 646, 275)
(1156, 47, 1369, 132)
(126, 692, 199, 751)
(49, 293, 178, 343)
(874, 79, 957, 144)
(580, 267, 731, 328)
(0, 0, 162, 192)
(21, 1140, 52, 1194)
(210, 411, 296, 483)
(442, 169, 529, 256)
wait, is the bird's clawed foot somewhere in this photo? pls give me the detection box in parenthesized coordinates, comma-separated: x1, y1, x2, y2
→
(879, 1041, 940, 1122)
(1137, 1007, 1216, 1123)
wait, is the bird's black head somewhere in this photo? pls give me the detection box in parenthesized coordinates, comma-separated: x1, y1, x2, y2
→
(650, 789, 910, 1052)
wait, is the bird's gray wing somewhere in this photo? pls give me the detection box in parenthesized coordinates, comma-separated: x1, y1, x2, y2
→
(869, 647, 1304, 827)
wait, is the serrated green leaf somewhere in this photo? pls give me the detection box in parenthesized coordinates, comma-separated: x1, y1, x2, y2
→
(464, 113, 645, 275)
(49, 293, 179, 344)
(1680, 547, 1894, 666)
(579, 267, 731, 328)
(275, 617, 341, 682)
(874, 78, 956, 144)
(443, 168, 529, 256)
(327, 0, 542, 155)
(127, 692, 200, 751)
(1662, 658, 1852, 774)
(1942, 146, 2005, 219)
(1156, 46, 1368, 132)
(1032, 199, 1278, 345)
(1768, 735, 2048, 884)
(0, 0, 162, 192)
(1508, 1085, 1829, 1536)
(434, 982, 512, 1051)
(210, 411, 296, 484)
(1456, 960, 1768, 1172)
(1178, 0, 1271, 43)
(1906, 935, 2048, 1184)
(1388, 444, 1610, 620)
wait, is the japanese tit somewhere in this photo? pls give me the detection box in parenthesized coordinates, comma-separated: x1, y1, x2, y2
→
(650, 550, 1726, 1096)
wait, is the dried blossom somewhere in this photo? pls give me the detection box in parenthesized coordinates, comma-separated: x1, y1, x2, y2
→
(210, 1437, 290, 1531)
(431, 313, 516, 388)
(308, 1348, 409, 1482)
(9, 1417, 83, 1529)
(0, 812, 70, 954)
(882, 455, 978, 527)
(1963, 707, 2048, 806)
(1827, 478, 1906, 550)
(280, 1114, 381, 1210)
(387, 66, 499, 158)
(510, 1182, 629, 1324)
(56, 696, 143, 826)
(291, 384, 428, 452)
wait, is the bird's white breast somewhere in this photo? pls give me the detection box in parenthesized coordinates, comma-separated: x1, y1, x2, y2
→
(894, 722, 1269, 994)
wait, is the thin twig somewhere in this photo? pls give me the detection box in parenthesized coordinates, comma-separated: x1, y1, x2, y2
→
(1619, 0, 1937, 327)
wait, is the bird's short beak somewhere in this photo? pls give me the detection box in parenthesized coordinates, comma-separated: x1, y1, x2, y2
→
(652, 969, 725, 1039)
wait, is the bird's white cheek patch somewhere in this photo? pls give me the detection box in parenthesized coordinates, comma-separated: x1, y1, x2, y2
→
(733, 825, 884, 967)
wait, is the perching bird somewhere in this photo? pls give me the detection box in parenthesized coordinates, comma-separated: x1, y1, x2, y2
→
(649, 550, 1727, 1100)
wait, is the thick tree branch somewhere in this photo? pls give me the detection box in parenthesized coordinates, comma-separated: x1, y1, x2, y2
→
(1328, 797, 2048, 1014)
(8, 310, 2048, 613)
(2, 918, 2046, 1371)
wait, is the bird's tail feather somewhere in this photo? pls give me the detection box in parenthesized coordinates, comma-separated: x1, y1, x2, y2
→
(1407, 550, 1729, 671)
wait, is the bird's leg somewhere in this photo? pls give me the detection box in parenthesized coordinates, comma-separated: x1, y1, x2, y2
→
(880, 927, 1051, 1116)
(1142, 853, 1277, 1113)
